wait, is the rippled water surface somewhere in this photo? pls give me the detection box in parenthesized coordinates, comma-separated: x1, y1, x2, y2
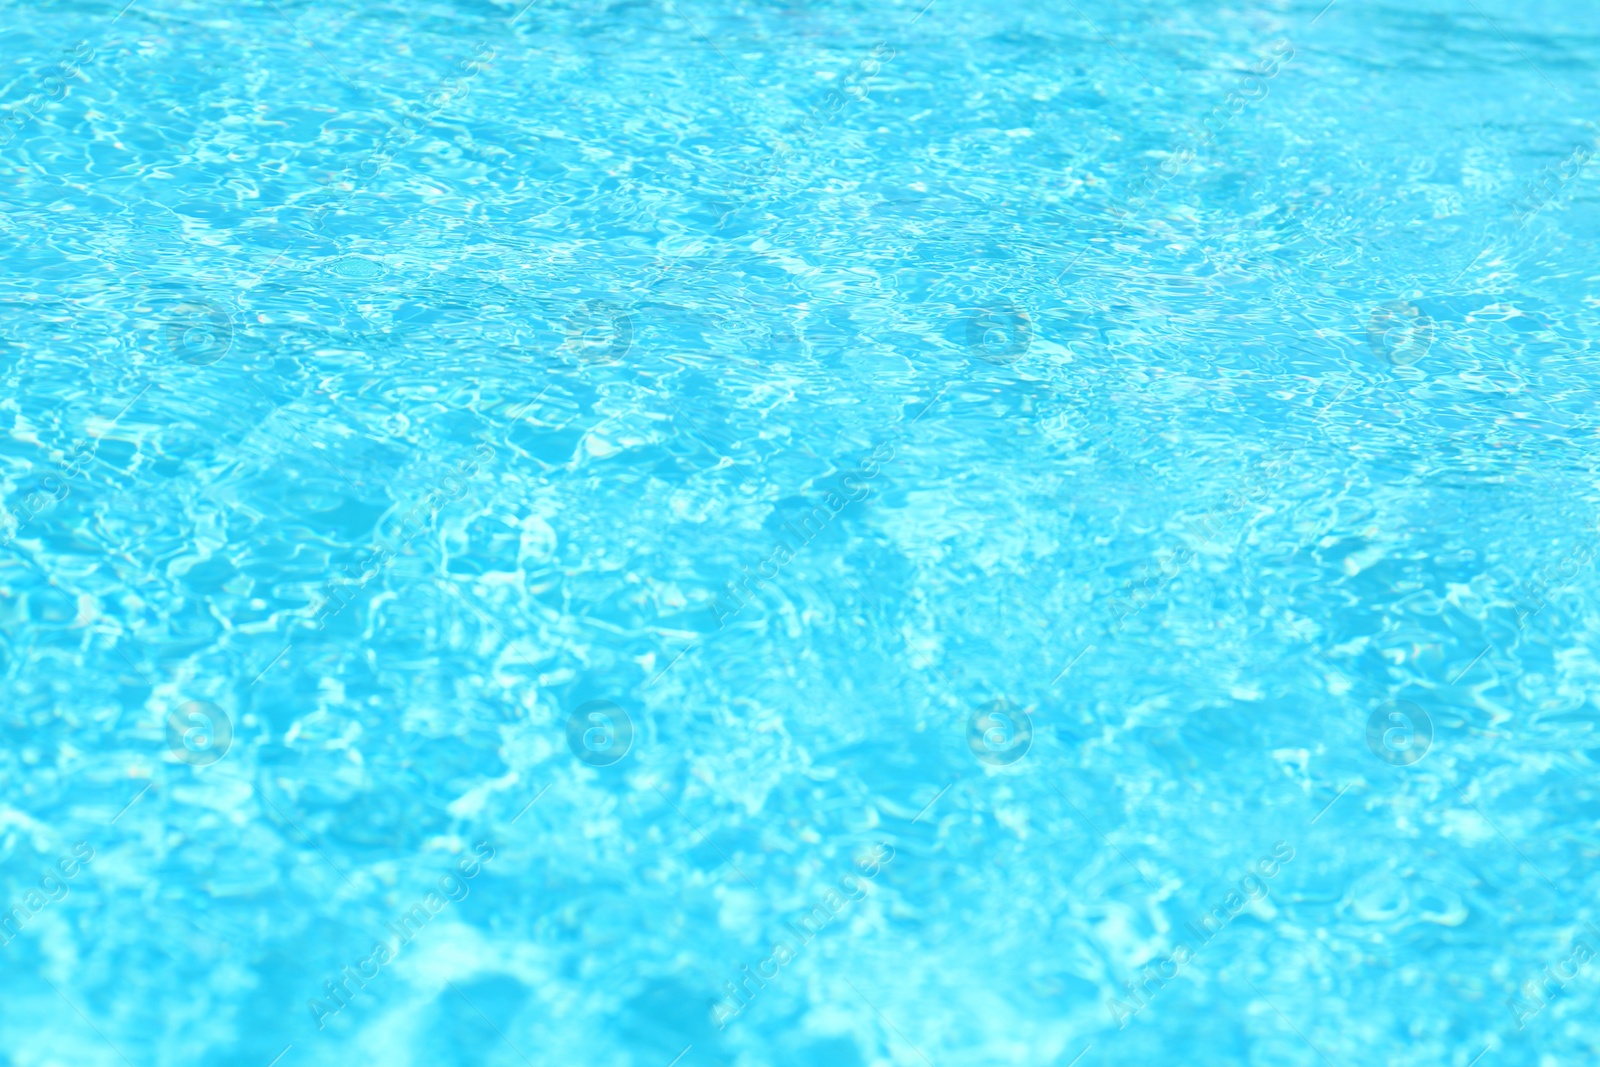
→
(4, 0, 1600, 1064)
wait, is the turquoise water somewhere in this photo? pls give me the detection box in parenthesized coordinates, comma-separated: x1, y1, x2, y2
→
(3, 0, 1600, 1064)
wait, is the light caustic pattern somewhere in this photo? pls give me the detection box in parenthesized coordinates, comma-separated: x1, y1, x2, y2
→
(1, 0, 1599, 1065)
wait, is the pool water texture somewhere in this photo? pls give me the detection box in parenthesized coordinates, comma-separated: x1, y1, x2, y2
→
(1, 0, 1597, 1064)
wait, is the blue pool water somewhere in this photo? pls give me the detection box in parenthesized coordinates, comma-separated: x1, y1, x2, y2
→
(3, 0, 1600, 1064)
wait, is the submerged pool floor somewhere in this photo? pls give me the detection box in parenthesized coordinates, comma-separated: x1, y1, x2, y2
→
(3, 0, 1600, 1064)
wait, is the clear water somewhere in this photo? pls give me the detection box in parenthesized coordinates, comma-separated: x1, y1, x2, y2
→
(3, 0, 1598, 1064)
